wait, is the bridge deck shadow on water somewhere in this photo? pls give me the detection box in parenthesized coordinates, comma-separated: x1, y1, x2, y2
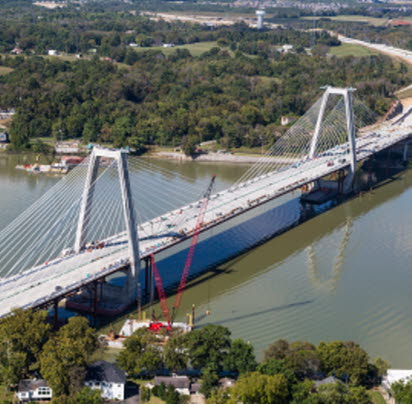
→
(95, 159, 412, 331)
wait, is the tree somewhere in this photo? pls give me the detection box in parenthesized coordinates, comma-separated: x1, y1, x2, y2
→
(200, 364, 219, 398)
(224, 339, 257, 375)
(118, 329, 162, 377)
(373, 357, 389, 379)
(185, 325, 231, 370)
(40, 317, 97, 396)
(263, 340, 320, 380)
(164, 335, 189, 372)
(0, 308, 50, 384)
(258, 358, 297, 386)
(392, 380, 412, 404)
(317, 341, 369, 385)
(182, 135, 198, 156)
(264, 339, 290, 361)
(140, 386, 151, 402)
(76, 387, 104, 404)
(231, 372, 290, 404)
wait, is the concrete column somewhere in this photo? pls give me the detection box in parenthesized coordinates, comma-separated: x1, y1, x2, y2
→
(403, 143, 409, 161)
(118, 151, 140, 301)
(309, 87, 330, 159)
(343, 89, 357, 192)
(75, 151, 100, 253)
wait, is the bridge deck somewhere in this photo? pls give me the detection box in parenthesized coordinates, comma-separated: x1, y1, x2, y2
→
(0, 112, 411, 317)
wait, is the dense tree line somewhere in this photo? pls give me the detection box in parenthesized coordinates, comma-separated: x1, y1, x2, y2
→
(0, 309, 394, 404)
(0, 36, 408, 153)
(122, 325, 390, 403)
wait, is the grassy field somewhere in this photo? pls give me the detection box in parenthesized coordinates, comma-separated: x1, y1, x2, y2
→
(329, 43, 379, 57)
(0, 66, 13, 76)
(302, 15, 390, 26)
(134, 41, 224, 57)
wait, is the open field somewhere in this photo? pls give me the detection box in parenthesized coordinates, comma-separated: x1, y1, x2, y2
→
(329, 42, 379, 57)
(0, 66, 13, 76)
(134, 41, 225, 57)
(302, 15, 390, 26)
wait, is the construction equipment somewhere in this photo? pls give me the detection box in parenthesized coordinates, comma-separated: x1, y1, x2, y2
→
(149, 175, 216, 331)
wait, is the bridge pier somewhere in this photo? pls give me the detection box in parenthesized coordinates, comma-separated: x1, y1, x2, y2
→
(403, 142, 409, 162)
(53, 299, 59, 329)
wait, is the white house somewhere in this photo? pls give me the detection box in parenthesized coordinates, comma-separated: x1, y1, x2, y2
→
(85, 360, 126, 401)
(16, 379, 52, 402)
(47, 49, 59, 56)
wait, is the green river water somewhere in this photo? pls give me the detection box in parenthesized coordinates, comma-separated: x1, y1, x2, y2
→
(1, 153, 412, 366)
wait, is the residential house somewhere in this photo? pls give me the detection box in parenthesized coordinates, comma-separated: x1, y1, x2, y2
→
(11, 47, 23, 55)
(147, 376, 191, 395)
(314, 376, 340, 388)
(16, 379, 52, 402)
(0, 132, 10, 143)
(219, 377, 235, 390)
(85, 360, 126, 401)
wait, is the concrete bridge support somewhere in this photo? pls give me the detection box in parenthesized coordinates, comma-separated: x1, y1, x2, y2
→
(309, 86, 357, 194)
(74, 147, 140, 308)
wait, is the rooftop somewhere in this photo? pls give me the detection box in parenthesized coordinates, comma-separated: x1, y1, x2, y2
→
(86, 360, 126, 384)
(18, 379, 49, 392)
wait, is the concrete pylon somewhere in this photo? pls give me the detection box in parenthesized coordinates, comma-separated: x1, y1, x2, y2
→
(309, 86, 357, 193)
(74, 146, 140, 301)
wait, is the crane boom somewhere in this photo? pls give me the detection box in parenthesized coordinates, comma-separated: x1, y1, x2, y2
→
(150, 253, 172, 330)
(149, 175, 216, 330)
(173, 174, 216, 310)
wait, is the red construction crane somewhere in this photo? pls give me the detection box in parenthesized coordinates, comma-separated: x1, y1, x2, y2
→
(149, 175, 216, 331)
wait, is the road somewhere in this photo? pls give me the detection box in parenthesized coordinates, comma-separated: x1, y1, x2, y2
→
(0, 109, 411, 318)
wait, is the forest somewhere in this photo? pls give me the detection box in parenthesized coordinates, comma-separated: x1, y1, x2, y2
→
(0, 3, 410, 153)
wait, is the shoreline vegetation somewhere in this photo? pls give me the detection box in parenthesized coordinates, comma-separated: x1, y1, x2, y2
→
(0, 4, 410, 157)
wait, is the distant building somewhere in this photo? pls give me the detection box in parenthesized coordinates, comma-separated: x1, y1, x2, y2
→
(47, 49, 59, 56)
(129, 43, 139, 47)
(219, 377, 236, 390)
(281, 44, 294, 53)
(0, 108, 15, 119)
(85, 360, 126, 401)
(11, 47, 23, 55)
(16, 379, 52, 402)
(163, 43, 175, 48)
(256, 10, 265, 30)
(281, 115, 297, 126)
(0, 132, 10, 143)
(55, 140, 81, 154)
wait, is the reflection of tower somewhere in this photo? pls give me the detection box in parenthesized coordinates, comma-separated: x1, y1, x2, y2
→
(307, 217, 352, 293)
(256, 10, 265, 30)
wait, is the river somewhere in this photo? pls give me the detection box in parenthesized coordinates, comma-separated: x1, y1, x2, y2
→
(1, 153, 412, 366)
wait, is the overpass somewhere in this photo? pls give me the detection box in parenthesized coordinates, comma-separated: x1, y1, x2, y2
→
(0, 87, 411, 318)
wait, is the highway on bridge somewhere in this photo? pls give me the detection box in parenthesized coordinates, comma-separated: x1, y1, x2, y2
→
(0, 109, 411, 318)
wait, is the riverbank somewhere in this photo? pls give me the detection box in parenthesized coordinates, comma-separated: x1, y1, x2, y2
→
(146, 150, 299, 164)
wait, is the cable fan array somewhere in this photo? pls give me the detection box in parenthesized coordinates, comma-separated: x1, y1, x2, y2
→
(0, 91, 379, 284)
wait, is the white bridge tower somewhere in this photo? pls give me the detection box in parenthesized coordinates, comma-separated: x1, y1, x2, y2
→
(309, 86, 357, 192)
(75, 146, 140, 300)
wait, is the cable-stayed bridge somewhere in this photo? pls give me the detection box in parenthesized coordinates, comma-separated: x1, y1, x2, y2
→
(0, 87, 411, 319)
